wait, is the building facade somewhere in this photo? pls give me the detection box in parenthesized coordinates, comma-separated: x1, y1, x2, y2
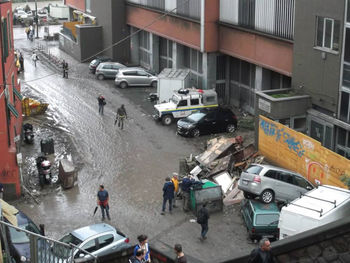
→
(63, 0, 350, 160)
(0, 0, 23, 199)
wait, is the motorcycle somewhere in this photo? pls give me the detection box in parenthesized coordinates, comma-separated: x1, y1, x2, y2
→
(36, 155, 52, 187)
(23, 123, 34, 144)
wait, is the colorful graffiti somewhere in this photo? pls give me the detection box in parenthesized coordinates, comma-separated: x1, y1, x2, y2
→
(259, 116, 350, 189)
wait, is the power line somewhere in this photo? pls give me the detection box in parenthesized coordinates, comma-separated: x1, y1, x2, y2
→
(81, 1, 189, 63)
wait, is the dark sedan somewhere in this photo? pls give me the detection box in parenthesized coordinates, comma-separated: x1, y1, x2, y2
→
(177, 108, 238, 137)
(89, 56, 112, 74)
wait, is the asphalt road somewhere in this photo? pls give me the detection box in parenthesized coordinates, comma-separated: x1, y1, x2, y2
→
(11, 26, 255, 262)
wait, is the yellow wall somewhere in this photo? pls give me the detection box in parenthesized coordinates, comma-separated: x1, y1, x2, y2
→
(258, 115, 350, 188)
(63, 21, 83, 38)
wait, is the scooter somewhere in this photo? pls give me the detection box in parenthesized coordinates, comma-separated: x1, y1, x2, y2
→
(36, 155, 52, 187)
(23, 123, 34, 144)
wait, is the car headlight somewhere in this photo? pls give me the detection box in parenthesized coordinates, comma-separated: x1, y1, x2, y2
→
(20, 256, 27, 262)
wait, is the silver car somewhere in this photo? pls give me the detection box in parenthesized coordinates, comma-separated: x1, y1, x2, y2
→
(238, 164, 314, 204)
(95, 62, 126, 80)
(115, 67, 158, 88)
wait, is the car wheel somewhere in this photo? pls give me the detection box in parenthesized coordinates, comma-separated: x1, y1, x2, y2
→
(191, 129, 200, 137)
(120, 82, 128, 89)
(151, 81, 157, 88)
(260, 189, 274, 204)
(97, 74, 104, 80)
(161, 115, 173, 125)
(227, 124, 237, 133)
(243, 191, 255, 199)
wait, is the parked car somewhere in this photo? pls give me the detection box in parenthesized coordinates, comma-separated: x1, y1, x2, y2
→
(238, 164, 314, 204)
(55, 223, 130, 260)
(115, 67, 158, 88)
(14, 10, 32, 20)
(95, 62, 126, 80)
(89, 56, 112, 74)
(177, 107, 238, 137)
(6, 211, 43, 263)
(240, 199, 280, 241)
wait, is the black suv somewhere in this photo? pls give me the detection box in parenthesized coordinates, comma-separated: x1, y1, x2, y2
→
(177, 107, 238, 137)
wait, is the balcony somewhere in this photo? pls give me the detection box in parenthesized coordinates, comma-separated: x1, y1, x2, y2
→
(126, 0, 201, 20)
(220, 0, 295, 40)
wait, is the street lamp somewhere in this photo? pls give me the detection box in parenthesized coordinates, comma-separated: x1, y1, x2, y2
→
(35, 0, 39, 38)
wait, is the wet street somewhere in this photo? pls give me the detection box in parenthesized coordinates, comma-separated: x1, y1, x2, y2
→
(11, 26, 255, 262)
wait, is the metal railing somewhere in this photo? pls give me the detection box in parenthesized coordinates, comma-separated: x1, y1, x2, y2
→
(0, 220, 98, 263)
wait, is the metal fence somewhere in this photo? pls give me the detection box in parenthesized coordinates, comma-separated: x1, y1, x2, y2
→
(0, 220, 97, 263)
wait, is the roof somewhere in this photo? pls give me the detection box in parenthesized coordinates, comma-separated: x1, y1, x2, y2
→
(250, 200, 280, 213)
(283, 185, 350, 219)
(158, 68, 190, 79)
(251, 163, 302, 176)
(71, 223, 115, 241)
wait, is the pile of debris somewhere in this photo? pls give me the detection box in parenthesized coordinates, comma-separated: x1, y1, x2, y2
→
(179, 136, 264, 207)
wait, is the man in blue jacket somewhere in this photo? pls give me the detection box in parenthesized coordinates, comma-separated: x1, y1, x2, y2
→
(161, 177, 175, 215)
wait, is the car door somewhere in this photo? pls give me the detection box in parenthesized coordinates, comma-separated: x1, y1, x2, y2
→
(199, 111, 217, 134)
(111, 65, 121, 77)
(95, 233, 115, 257)
(125, 71, 137, 85)
(75, 238, 98, 259)
(103, 65, 112, 78)
(136, 70, 150, 86)
(275, 171, 296, 202)
(293, 175, 314, 196)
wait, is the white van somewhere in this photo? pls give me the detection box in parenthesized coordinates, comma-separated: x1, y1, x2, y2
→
(278, 185, 350, 240)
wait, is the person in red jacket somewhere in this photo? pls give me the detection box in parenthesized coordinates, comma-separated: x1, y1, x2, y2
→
(97, 185, 110, 220)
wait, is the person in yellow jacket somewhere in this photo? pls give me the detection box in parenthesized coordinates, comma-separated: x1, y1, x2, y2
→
(171, 175, 179, 208)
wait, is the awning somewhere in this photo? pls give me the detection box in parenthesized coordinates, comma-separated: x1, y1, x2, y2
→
(13, 88, 23, 100)
(7, 103, 19, 118)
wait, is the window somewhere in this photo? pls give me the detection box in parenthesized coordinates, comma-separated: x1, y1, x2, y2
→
(97, 235, 114, 249)
(102, 65, 111, 69)
(190, 98, 199, 105)
(137, 70, 148, 76)
(340, 91, 350, 122)
(316, 16, 340, 51)
(206, 96, 216, 103)
(264, 170, 277, 179)
(2, 18, 8, 61)
(181, 45, 203, 88)
(294, 176, 312, 189)
(245, 165, 263, 175)
(178, 100, 187, 107)
(86, 0, 91, 12)
(255, 214, 279, 226)
(123, 71, 137, 76)
(81, 239, 97, 253)
(12, 75, 15, 103)
(7, 13, 11, 51)
(278, 172, 294, 184)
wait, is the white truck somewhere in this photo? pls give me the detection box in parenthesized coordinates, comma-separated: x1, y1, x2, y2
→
(153, 88, 218, 125)
(157, 68, 191, 103)
(278, 185, 350, 240)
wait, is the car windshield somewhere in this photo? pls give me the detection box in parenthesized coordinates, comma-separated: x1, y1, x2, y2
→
(91, 59, 98, 65)
(245, 165, 263, 175)
(9, 222, 41, 244)
(171, 95, 179, 104)
(187, 113, 205, 122)
(59, 233, 83, 246)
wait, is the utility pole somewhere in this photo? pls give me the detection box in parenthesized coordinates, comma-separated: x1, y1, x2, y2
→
(35, 0, 39, 38)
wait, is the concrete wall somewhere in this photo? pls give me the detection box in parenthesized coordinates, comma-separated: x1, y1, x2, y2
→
(292, 0, 345, 114)
(59, 25, 103, 62)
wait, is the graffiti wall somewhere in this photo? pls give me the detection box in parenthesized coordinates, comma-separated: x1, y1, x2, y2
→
(258, 115, 350, 188)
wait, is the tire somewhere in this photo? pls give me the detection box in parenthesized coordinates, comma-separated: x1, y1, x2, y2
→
(260, 189, 274, 204)
(97, 74, 104, 80)
(120, 82, 128, 89)
(151, 81, 157, 88)
(191, 129, 200, 137)
(227, 124, 237, 133)
(243, 191, 255, 199)
(161, 115, 173, 125)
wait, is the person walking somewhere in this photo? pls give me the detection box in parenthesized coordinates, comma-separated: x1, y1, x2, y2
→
(97, 94, 106, 115)
(97, 185, 110, 221)
(31, 52, 38, 67)
(161, 177, 175, 215)
(129, 248, 145, 263)
(115, 104, 127, 130)
(174, 244, 187, 263)
(25, 27, 30, 39)
(171, 175, 179, 208)
(19, 53, 24, 72)
(133, 235, 151, 262)
(248, 238, 275, 263)
(180, 176, 194, 212)
(197, 203, 209, 241)
(62, 60, 68, 78)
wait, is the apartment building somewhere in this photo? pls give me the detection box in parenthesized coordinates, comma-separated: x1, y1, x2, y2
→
(63, 0, 349, 159)
(0, 0, 23, 198)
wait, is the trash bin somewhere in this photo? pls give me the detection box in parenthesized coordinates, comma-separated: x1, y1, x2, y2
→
(40, 138, 54, 155)
(190, 180, 223, 215)
(59, 159, 77, 189)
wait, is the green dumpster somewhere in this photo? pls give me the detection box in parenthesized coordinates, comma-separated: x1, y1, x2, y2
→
(190, 179, 223, 215)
